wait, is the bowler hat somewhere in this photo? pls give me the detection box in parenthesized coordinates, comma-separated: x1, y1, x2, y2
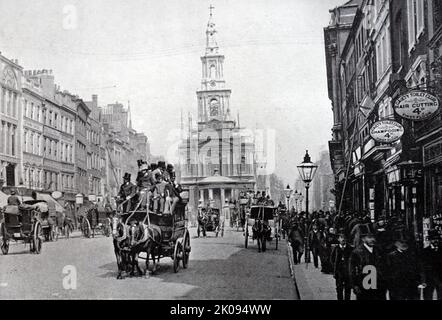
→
(10, 189, 16, 195)
(123, 173, 131, 181)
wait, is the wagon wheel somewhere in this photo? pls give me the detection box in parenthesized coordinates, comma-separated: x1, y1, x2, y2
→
(182, 230, 191, 269)
(244, 221, 249, 249)
(33, 222, 43, 254)
(173, 240, 183, 273)
(82, 218, 91, 238)
(0, 223, 9, 255)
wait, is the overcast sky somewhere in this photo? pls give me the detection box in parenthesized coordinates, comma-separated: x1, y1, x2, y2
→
(0, 0, 346, 185)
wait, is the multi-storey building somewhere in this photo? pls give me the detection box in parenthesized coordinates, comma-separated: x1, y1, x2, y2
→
(22, 72, 45, 190)
(325, 0, 442, 245)
(85, 95, 106, 201)
(100, 102, 150, 203)
(75, 98, 91, 196)
(0, 55, 22, 188)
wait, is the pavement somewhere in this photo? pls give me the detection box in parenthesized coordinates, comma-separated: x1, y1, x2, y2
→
(0, 224, 298, 300)
(287, 243, 354, 300)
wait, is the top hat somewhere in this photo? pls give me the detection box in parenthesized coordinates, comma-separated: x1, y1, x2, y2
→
(150, 163, 158, 170)
(166, 163, 175, 172)
(428, 229, 440, 241)
(158, 161, 166, 169)
(123, 173, 131, 181)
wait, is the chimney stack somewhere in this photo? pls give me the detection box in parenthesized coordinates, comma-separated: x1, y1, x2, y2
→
(92, 94, 98, 108)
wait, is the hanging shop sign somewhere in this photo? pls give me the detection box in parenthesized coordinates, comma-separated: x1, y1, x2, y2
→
(370, 120, 404, 143)
(394, 91, 439, 121)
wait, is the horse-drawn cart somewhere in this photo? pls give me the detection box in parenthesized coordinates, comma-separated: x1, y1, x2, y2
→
(81, 206, 112, 238)
(244, 205, 278, 252)
(0, 202, 44, 255)
(112, 189, 191, 277)
(197, 207, 223, 238)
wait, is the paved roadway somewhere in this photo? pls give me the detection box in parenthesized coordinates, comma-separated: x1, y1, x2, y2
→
(0, 225, 298, 300)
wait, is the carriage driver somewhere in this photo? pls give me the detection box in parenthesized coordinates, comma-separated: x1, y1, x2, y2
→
(117, 173, 137, 212)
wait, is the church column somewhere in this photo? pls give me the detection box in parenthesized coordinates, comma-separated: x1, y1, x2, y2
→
(221, 188, 226, 220)
(208, 188, 213, 200)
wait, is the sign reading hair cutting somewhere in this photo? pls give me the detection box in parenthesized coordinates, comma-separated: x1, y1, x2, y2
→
(370, 120, 404, 143)
(394, 91, 439, 121)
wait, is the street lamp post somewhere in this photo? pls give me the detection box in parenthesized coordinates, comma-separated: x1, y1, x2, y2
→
(297, 150, 318, 264)
(297, 150, 319, 220)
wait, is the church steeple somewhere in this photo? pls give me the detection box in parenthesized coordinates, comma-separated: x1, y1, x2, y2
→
(206, 5, 219, 55)
(197, 5, 232, 124)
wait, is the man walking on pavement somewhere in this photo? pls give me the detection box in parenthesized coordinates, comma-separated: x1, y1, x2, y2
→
(308, 223, 324, 269)
(330, 233, 353, 300)
(420, 230, 442, 300)
(385, 234, 420, 300)
(349, 224, 386, 300)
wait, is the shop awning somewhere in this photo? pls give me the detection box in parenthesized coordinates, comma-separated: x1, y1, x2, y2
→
(37, 193, 64, 212)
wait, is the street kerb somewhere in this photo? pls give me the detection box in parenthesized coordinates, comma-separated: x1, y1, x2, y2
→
(286, 242, 302, 300)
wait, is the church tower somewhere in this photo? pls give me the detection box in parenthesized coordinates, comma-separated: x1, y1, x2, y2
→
(197, 6, 232, 123)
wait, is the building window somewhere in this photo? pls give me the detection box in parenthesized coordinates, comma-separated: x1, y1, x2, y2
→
(407, 0, 425, 51)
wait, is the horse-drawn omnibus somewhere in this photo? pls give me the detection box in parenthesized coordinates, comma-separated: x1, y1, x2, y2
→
(244, 205, 278, 252)
(0, 201, 45, 255)
(111, 189, 191, 278)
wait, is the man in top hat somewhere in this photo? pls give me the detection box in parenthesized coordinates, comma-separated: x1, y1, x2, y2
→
(385, 233, 420, 300)
(7, 189, 21, 206)
(137, 162, 155, 211)
(349, 224, 386, 300)
(331, 233, 353, 300)
(308, 223, 325, 269)
(420, 229, 442, 300)
(117, 173, 137, 212)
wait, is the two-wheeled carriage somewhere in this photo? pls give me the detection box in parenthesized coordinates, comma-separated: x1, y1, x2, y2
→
(244, 205, 278, 252)
(0, 201, 45, 255)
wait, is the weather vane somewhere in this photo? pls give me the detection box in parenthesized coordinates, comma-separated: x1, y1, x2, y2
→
(209, 4, 215, 17)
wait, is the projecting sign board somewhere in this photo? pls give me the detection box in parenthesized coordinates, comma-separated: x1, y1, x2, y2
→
(370, 120, 404, 143)
(394, 91, 439, 121)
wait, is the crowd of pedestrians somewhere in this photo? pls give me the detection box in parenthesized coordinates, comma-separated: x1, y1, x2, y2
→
(281, 207, 442, 300)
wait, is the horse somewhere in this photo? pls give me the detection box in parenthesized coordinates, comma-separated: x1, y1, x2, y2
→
(111, 215, 132, 279)
(127, 222, 162, 276)
(252, 219, 271, 253)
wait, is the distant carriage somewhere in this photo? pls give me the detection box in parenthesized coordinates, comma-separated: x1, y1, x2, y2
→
(197, 207, 223, 238)
(81, 206, 112, 238)
(0, 201, 46, 255)
(244, 205, 278, 252)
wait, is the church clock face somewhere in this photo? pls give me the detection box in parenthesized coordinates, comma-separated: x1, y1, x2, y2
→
(209, 99, 220, 117)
